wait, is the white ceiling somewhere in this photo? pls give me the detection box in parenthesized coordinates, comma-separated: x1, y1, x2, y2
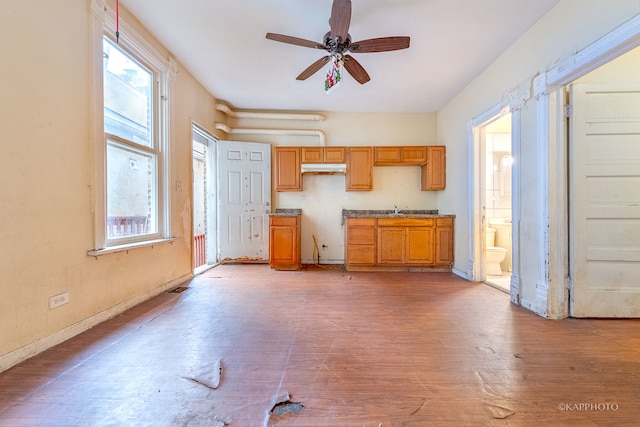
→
(120, 0, 560, 113)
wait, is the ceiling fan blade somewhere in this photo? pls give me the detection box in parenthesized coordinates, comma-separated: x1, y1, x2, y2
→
(349, 36, 411, 53)
(266, 33, 326, 50)
(343, 55, 370, 84)
(330, 0, 352, 42)
(297, 56, 331, 80)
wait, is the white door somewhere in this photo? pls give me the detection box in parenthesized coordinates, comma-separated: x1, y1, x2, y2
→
(217, 141, 271, 262)
(570, 83, 640, 317)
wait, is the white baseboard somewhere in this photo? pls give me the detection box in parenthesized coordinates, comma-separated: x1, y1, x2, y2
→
(0, 273, 193, 373)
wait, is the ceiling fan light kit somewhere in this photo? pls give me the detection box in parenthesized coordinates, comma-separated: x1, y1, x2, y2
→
(266, 0, 410, 91)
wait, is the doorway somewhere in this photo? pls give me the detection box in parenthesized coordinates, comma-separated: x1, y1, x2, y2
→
(192, 125, 218, 273)
(483, 114, 513, 292)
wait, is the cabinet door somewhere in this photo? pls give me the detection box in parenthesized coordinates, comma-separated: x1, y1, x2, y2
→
(301, 147, 324, 163)
(374, 146, 401, 165)
(269, 216, 300, 270)
(274, 147, 301, 191)
(421, 146, 446, 190)
(405, 227, 434, 264)
(324, 147, 346, 163)
(377, 227, 405, 264)
(435, 218, 454, 265)
(346, 147, 373, 191)
(401, 146, 427, 165)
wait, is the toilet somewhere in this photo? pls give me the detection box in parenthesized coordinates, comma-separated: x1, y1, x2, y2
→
(485, 227, 507, 276)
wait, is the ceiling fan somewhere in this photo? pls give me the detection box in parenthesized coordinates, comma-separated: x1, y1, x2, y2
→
(265, 0, 410, 84)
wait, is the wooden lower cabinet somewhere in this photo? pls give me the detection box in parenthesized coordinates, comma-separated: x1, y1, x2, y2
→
(269, 215, 301, 270)
(377, 227, 405, 264)
(345, 218, 376, 266)
(377, 219, 435, 265)
(435, 217, 454, 265)
(345, 216, 453, 271)
(406, 227, 435, 264)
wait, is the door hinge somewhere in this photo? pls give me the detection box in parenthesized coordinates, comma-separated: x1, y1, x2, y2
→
(564, 104, 572, 118)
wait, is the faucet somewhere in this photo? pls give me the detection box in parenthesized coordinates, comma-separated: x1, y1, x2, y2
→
(393, 205, 407, 214)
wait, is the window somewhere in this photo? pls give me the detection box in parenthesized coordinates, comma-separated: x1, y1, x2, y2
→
(90, 4, 173, 252)
(103, 38, 158, 242)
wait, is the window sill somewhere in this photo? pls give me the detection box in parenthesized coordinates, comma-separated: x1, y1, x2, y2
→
(87, 237, 178, 257)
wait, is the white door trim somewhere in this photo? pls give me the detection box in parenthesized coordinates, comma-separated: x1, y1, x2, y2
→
(467, 102, 506, 282)
(533, 13, 640, 318)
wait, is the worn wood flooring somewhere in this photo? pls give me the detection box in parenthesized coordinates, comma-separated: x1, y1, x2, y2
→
(1, 264, 639, 426)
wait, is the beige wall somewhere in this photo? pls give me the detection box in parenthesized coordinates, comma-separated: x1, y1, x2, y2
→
(0, 0, 219, 370)
(437, 0, 640, 313)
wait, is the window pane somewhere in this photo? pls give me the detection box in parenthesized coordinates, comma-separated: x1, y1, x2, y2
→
(103, 38, 153, 148)
(106, 140, 157, 239)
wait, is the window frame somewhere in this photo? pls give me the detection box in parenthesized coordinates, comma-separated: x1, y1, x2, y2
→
(89, 1, 174, 254)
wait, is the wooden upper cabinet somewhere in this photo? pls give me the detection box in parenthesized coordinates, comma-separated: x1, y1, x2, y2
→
(421, 145, 446, 191)
(301, 147, 346, 163)
(301, 147, 323, 163)
(274, 146, 302, 191)
(401, 146, 428, 165)
(374, 147, 401, 165)
(346, 147, 373, 191)
(324, 147, 346, 163)
(374, 146, 427, 166)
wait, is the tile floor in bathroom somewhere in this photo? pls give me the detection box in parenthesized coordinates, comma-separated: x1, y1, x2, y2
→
(486, 273, 511, 293)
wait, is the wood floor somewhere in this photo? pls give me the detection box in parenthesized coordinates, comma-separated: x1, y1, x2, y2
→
(1, 265, 639, 426)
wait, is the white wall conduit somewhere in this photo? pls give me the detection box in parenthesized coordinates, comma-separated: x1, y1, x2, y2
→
(215, 103, 325, 122)
(215, 123, 327, 146)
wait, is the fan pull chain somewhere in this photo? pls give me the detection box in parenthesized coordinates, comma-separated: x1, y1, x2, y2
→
(115, 0, 120, 43)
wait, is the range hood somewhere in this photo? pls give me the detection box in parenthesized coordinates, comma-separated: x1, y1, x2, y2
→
(301, 163, 347, 174)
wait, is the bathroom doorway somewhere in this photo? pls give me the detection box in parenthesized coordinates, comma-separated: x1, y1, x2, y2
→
(482, 114, 513, 292)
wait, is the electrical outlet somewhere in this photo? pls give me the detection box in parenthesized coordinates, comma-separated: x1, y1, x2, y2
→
(49, 292, 69, 309)
(298, 194, 306, 200)
(346, 195, 354, 200)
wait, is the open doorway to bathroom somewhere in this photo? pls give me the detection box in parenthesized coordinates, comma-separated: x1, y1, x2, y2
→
(482, 114, 513, 292)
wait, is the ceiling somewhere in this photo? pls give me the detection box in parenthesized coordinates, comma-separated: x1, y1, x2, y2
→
(120, 0, 560, 113)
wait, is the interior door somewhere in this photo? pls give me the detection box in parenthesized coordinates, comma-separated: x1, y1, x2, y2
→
(570, 83, 640, 317)
(217, 141, 271, 262)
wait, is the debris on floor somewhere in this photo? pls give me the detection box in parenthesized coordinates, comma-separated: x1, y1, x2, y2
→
(269, 393, 304, 417)
(486, 403, 515, 419)
(167, 286, 189, 293)
(183, 360, 223, 390)
(212, 417, 230, 427)
(409, 399, 427, 415)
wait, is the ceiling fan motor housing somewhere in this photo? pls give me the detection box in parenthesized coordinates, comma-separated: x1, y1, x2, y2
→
(323, 31, 352, 56)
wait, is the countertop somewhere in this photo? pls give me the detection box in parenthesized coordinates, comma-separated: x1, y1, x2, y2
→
(269, 208, 302, 216)
(342, 209, 454, 219)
